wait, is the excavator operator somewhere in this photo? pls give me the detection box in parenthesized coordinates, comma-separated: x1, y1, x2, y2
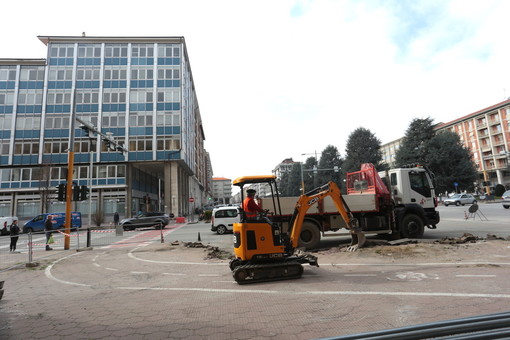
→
(243, 189, 264, 220)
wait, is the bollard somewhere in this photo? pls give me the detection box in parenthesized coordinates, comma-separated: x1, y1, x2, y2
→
(87, 228, 91, 248)
(198, 232, 201, 242)
(115, 224, 123, 236)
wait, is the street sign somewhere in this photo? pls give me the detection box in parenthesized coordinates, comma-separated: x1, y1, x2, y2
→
(189, 197, 195, 203)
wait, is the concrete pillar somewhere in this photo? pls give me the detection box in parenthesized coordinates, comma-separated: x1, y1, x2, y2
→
(164, 162, 180, 217)
(496, 169, 504, 185)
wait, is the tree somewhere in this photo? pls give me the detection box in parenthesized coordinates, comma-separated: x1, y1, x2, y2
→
(343, 127, 385, 173)
(395, 117, 436, 167)
(425, 131, 477, 193)
(317, 145, 343, 189)
(302, 156, 317, 193)
(277, 163, 302, 197)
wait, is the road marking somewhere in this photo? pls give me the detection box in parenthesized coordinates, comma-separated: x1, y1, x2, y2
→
(45, 252, 91, 287)
(105, 267, 119, 271)
(131, 271, 149, 274)
(456, 274, 496, 277)
(163, 273, 186, 276)
(115, 286, 510, 299)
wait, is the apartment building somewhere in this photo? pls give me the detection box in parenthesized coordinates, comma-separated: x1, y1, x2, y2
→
(381, 99, 510, 188)
(212, 177, 232, 204)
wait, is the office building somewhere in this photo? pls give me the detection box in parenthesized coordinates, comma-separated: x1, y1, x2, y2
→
(0, 35, 212, 220)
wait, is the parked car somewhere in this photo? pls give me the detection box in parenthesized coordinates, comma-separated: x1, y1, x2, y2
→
(502, 190, 510, 209)
(0, 216, 19, 236)
(211, 206, 241, 235)
(23, 212, 81, 233)
(443, 193, 477, 206)
(120, 212, 169, 231)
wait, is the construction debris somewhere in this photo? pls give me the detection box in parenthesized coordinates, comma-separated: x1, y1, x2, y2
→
(435, 233, 481, 244)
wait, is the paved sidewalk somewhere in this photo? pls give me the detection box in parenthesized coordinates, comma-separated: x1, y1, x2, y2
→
(1, 239, 510, 339)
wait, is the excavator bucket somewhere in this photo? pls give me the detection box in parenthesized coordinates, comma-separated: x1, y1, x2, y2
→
(347, 229, 366, 252)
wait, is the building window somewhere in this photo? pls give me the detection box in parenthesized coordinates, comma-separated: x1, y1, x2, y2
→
(50, 45, 74, 58)
(44, 140, 68, 154)
(102, 112, 125, 128)
(132, 44, 154, 58)
(15, 116, 41, 130)
(104, 68, 127, 80)
(130, 90, 153, 103)
(157, 67, 180, 80)
(158, 45, 180, 57)
(76, 68, 100, 81)
(48, 68, 73, 81)
(0, 92, 15, 105)
(128, 137, 153, 151)
(76, 91, 99, 104)
(131, 68, 153, 80)
(157, 88, 180, 102)
(20, 67, 44, 81)
(157, 137, 180, 150)
(78, 45, 101, 58)
(0, 67, 17, 81)
(129, 111, 152, 126)
(46, 91, 72, 105)
(105, 45, 128, 58)
(45, 115, 70, 129)
(14, 140, 39, 155)
(156, 111, 180, 126)
(17, 91, 43, 105)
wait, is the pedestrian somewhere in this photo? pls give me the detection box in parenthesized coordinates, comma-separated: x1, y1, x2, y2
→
(45, 216, 53, 251)
(9, 220, 20, 252)
(114, 212, 119, 226)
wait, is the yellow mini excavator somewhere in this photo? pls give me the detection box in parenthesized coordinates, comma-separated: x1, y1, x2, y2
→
(229, 175, 364, 284)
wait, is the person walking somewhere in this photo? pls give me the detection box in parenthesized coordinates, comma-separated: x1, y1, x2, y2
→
(113, 212, 120, 226)
(9, 220, 20, 252)
(45, 216, 53, 251)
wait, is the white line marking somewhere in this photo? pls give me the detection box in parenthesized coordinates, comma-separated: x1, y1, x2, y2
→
(163, 273, 186, 276)
(115, 287, 510, 298)
(45, 252, 90, 287)
(105, 267, 119, 271)
(456, 274, 496, 278)
(131, 271, 149, 275)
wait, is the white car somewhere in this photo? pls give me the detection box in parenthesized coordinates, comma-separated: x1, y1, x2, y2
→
(502, 190, 510, 209)
(443, 194, 477, 206)
(211, 206, 241, 235)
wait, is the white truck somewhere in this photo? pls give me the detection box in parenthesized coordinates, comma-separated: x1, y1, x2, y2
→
(260, 164, 440, 249)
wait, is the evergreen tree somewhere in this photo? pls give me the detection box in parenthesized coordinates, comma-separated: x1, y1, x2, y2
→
(302, 156, 317, 193)
(278, 170, 290, 197)
(425, 131, 477, 193)
(395, 117, 435, 167)
(343, 127, 385, 173)
(317, 145, 343, 189)
(287, 163, 303, 196)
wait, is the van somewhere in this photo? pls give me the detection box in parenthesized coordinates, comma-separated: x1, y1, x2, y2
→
(0, 216, 19, 236)
(23, 212, 81, 233)
(211, 206, 241, 235)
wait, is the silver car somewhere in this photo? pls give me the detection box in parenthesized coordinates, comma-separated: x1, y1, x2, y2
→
(502, 190, 510, 209)
(443, 193, 477, 206)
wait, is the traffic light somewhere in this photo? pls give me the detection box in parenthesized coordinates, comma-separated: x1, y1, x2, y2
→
(57, 184, 66, 201)
(73, 184, 81, 201)
(80, 185, 89, 201)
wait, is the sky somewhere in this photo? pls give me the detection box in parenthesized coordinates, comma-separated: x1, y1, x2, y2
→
(2, 0, 510, 182)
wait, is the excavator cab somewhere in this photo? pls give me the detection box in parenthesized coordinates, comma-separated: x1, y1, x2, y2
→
(231, 176, 289, 265)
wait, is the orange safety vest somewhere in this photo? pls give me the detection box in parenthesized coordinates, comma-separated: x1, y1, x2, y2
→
(243, 196, 260, 219)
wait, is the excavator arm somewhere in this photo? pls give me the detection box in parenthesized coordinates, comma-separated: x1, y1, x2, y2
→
(288, 181, 366, 251)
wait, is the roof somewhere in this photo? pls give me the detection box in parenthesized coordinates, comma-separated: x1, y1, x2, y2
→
(0, 59, 46, 65)
(232, 175, 276, 186)
(435, 98, 510, 130)
(37, 35, 185, 45)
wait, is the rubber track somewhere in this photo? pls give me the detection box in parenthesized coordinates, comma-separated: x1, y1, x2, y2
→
(233, 262, 303, 284)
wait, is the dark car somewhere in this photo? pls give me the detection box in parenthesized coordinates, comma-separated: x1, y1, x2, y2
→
(120, 212, 170, 231)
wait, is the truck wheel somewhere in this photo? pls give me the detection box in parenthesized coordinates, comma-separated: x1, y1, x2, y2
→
(400, 214, 424, 238)
(217, 225, 227, 235)
(298, 221, 320, 249)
